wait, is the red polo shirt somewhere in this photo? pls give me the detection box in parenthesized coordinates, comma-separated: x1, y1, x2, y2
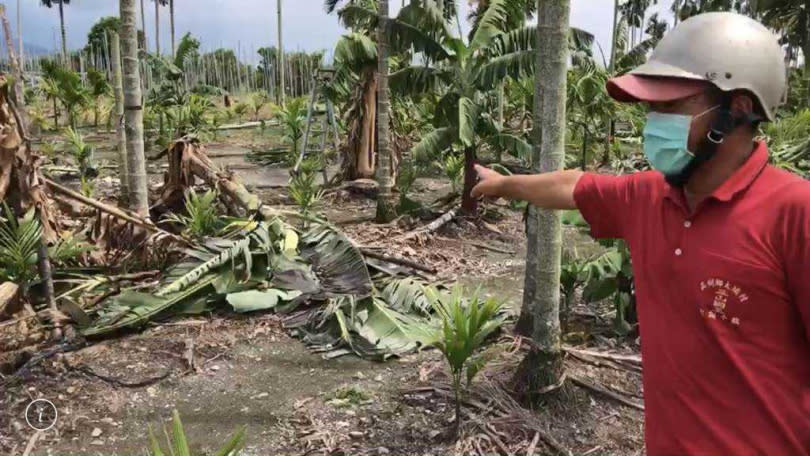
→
(573, 141, 810, 455)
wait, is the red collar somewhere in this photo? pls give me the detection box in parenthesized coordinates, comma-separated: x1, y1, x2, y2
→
(665, 141, 769, 208)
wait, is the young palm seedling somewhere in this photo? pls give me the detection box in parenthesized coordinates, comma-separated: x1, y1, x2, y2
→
(412, 286, 505, 437)
(164, 189, 224, 239)
(0, 203, 42, 291)
(275, 97, 307, 167)
(289, 158, 325, 219)
(148, 409, 246, 456)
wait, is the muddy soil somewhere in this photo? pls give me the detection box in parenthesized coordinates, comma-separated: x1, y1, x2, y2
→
(2, 128, 645, 455)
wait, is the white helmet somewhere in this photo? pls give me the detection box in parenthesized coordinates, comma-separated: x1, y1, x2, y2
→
(613, 12, 787, 121)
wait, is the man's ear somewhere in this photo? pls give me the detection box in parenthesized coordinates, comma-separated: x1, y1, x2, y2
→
(729, 92, 754, 117)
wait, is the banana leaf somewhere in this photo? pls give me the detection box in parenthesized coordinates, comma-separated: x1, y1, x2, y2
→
(300, 224, 373, 298)
(83, 275, 217, 336)
(226, 289, 303, 313)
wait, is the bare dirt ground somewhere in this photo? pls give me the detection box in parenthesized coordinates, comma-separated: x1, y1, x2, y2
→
(2, 128, 645, 455)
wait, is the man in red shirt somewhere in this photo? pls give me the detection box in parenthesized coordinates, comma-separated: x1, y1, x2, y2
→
(473, 12, 809, 455)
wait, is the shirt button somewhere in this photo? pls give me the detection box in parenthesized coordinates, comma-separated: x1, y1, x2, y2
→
(684, 220, 692, 228)
(675, 248, 683, 256)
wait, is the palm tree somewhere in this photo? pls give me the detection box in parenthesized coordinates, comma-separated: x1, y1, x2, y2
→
(277, 0, 285, 105)
(514, 0, 570, 393)
(110, 31, 129, 205)
(375, 0, 396, 222)
(140, 0, 147, 50)
(39, 0, 70, 63)
(169, 0, 175, 57)
(153, 0, 168, 55)
(120, 0, 149, 216)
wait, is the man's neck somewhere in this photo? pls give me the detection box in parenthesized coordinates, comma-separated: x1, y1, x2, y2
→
(683, 135, 756, 210)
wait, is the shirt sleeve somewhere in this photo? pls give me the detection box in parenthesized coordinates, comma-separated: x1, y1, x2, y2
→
(573, 172, 641, 239)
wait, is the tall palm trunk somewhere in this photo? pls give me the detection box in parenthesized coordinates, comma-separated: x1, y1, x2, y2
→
(120, 0, 149, 216)
(514, 0, 569, 393)
(169, 0, 175, 57)
(154, 0, 160, 55)
(277, 0, 285, 106)
(139, 0, 147, 51)
(58, 0, 67, 64)
(375, 0, 396, 222)
(111, 31, 129, 205)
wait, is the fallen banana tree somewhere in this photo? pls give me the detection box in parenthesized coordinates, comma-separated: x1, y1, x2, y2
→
(81, 216, 435, 360)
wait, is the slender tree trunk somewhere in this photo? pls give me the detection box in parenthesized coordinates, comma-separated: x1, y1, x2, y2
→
(139, 0, 147, 51)
(120, 0, 149, 216)
(16, 0, 23, 91)
(277, 0, 285, 106)
(169, 0, 175, 57)
(514, 0, 569, 393)
(111, 32, 129, 205)
(375, 0, 396, 223)
(604, 0, 620, 166)
(58, 0, 67, 65)
(154, 0, 160, 55)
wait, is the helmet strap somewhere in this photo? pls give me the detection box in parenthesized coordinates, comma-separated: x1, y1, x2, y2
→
(664, 95, 758, 187)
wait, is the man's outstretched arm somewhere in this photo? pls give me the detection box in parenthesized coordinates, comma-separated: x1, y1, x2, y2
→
(471, 164, 583, 210)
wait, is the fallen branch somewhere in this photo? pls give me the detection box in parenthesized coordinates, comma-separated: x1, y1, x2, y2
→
(569, 375, 644, 411)
(360, 248, 437, 274)
(525, 432, 540, 456)
(70, 364, 171, 388)
(43, 177, 193, 247)
(563, 346, 641, 365)
(565, 349, 641, 374)
(434, 236, 516, 255)
(22, 431, 41, 456)
(395, 207, 458, 242)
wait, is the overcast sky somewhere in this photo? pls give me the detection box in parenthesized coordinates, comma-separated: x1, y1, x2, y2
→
(12, 0, 674, 63)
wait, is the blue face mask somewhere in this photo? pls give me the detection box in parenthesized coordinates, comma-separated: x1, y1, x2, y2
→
(642, 106, 719, 176)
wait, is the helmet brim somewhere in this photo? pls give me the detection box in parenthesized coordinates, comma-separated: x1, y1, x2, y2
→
(607, 74, 711, 103)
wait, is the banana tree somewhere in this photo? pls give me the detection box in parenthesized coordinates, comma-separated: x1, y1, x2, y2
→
(385, 0, 537, 213)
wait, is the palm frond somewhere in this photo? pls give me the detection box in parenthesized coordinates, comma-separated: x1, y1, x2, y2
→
(616, 37, 658, 73)
(0, 204, 41, 284)
(476, 49, 534, 91)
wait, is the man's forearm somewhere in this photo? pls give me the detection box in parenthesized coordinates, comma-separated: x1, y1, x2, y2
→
(497, 170, 583, 210)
